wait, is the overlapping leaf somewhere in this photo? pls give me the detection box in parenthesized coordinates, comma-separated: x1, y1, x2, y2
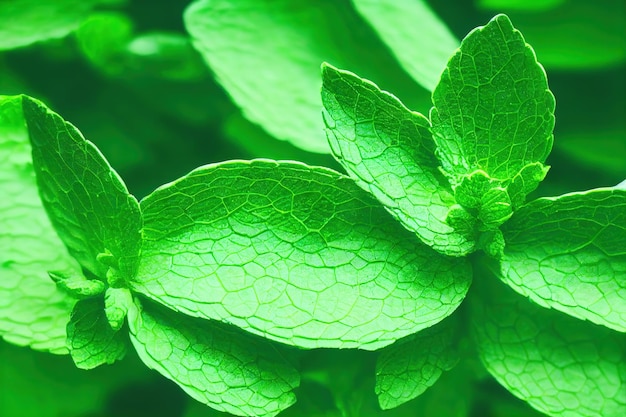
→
(472, 278, 626, 417)
(321, 64, 473, 256)
(351, 0, 458, 90)
(128, 298, 299, 417)
(132, 160, 471, 350)
(375, 315, 458, 409)
(0, 95, 77, 354)
(184, 0, 431, 153)
(500, 187, 626, 332)
(0, 0, 101, 50)
(22, 96, 141, 282)
(66, 297, 127, 369)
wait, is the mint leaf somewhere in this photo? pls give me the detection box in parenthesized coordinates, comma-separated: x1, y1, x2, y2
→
(184, 0, 431, 153)
(66, 297, 127, 369)
(0, 0, 101, 50)
(104, 287, 132, 331)
(500, 187, 626, 332)
(0, 95, 78, 354)
(375, 316, 458, 410)
(472, 278, 626, 417)
(22, 96, 142, 283)
(128, 298, 299, 417)
(351, 0, 458, 90)
(49, 271, 105, 299)
(321, 64, 474, 256)
(431, 14, 555, 192)
(132, 160, 471, 350)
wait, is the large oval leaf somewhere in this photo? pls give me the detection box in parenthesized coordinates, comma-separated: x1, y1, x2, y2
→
(132, 160, 471, 350)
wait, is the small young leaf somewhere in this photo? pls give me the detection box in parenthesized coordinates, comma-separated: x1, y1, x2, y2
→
(321, 64, 474, 256)
(22, 96, 141, 283)
(104, 287, 132, 331)
(0, 0, 101, 50)
(501, 187, 626, 332)
(128, 298, 299, 417)
(132, 160, 471, 350)
(66, 297, 127, 369)
(472, 278, 626, 417)
(375, 315, 459, 410)
(184, 0, 431, 153)
(350, 0, 458, 90)
(49, 271, 105, 299)
(431, 14, 555, 189)
(0, 95, 78, 354)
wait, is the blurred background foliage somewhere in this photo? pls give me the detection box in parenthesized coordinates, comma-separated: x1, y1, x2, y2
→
(0, 0, 623, 416)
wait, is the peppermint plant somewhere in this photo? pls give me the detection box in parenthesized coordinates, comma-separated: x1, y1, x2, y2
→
(0, 13, 624, 417)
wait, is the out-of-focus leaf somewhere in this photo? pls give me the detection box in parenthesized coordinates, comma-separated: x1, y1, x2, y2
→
(477, 0, 565, 11)
(351, 0, 458, 90)
(0, 0, 102, 50)
(0, 95, 78, 354)
(75, 12, 134, 76)
(184, 0, 431, 153)
(488, 0, 626, 69)
(557, 130, 626, 176)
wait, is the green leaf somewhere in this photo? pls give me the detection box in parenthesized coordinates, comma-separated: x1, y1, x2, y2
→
(184, 0, 431, 153)
(477, 0, 565, 11)
(490, 0, 626, 70)
(49, 271, 106, 299)
(132, 159, 471, 350)
(104, 287, 132, 331)
(66, 297, 127, 369)
(350, 0, 458, 90)
(22, 96, 142, 283)
(431, 14, 555, 189)
(0, 0, 101, 50)
(500, 187, 626, 332)
(472, 278, 626, 417)
(321, 64, 474, 256)
(375, 315, 459, 410)
(125, 32, 208, 81)
(0, 95, 78, 354)
(75, 12, 134, 76)
(128, 298, 299, 417)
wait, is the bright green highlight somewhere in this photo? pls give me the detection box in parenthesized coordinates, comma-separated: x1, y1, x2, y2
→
(0, 0, 100, 50)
